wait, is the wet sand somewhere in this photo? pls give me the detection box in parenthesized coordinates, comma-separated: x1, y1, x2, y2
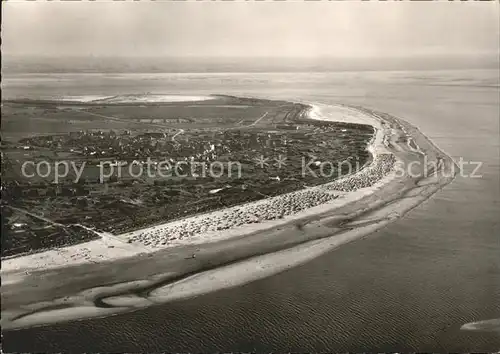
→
(1, 102, 457, 330)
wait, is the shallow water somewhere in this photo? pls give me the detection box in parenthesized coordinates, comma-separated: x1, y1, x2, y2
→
(2, 69, 500, 351)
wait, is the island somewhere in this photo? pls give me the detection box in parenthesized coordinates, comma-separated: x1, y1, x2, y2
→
(1, 94, 457, 330)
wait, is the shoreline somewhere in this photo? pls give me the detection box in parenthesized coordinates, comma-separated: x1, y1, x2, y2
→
(1, 102, 386, 272)
(1, 98, 457, 330)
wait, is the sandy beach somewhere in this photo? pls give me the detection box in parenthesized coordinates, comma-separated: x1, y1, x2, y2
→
(58, 94, 216, 103)
(1, 102, 388, 273)
(1, 100, 457, 330)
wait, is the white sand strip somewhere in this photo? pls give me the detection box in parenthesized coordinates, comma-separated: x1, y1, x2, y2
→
(58, 95, 113, 102)
(460, 318, 500, 333)
(94, 94, 215, 103)
(1, 232, 144, 275)
(58, 94, 215, 103)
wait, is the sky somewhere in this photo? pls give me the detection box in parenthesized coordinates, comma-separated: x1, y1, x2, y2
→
(2, 1, 499, 58)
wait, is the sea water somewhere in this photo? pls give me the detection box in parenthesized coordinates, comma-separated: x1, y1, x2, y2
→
(2, 69, 499, 352)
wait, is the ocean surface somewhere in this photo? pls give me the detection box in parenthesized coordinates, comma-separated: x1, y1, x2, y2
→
(3, 69, 500, 352)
